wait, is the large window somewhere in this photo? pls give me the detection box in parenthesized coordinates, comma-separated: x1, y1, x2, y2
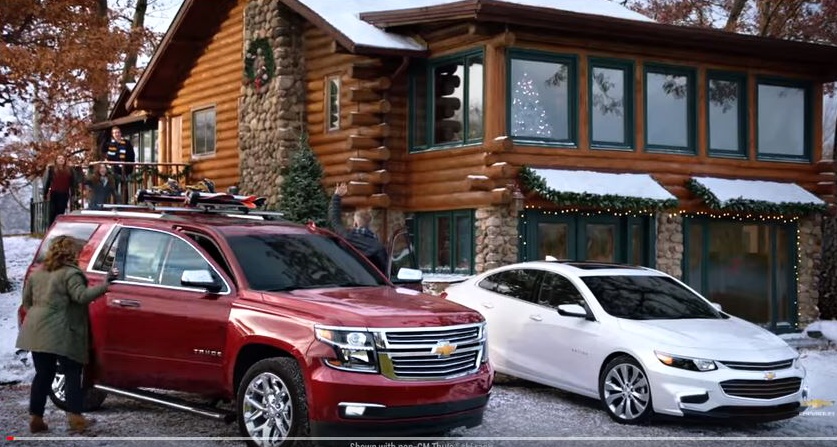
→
(707, 72, 746, 157)
(523, 213, 653, 267)
(684, 218, 797, 331)
(508, 50, 577, 144)
(644, 64, 695, 153)
(192, 106, 216, 156)
(410, 50, 484, 151)
(414, 210, 475, 274)
(589, 58, 633, 149)
(757, 79, 811, 161)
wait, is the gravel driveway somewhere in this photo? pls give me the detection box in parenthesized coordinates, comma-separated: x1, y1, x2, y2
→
(2, 374, 835, 447)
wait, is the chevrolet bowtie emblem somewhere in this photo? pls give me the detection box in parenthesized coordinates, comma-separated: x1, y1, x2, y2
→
(764, 371, 776, 380)
(431, 341, 458, 357)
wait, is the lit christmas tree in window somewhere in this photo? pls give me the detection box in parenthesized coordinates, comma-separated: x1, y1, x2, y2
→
(512, 71, 553, 138)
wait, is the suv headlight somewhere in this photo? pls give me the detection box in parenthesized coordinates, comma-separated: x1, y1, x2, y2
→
(655, 351, 717, 372)
(480, 324, 489, 364)
(315, 326, 378, 373)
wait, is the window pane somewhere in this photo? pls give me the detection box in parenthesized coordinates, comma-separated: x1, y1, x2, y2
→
(706, 222, 771, 324)
(434, 62, 464, 145)
(538, 272, 585, 308)
(537, 223, 568, 260)
(708, 79, 741, 152)
(160, 238, 213, 288)
(412, 70, 428, 147)
(776, 227, 790, 323)
(141, 130, 152, 163)
(646, 71, 689, 148)
(510, 58, 570, 140)
(454, 214, 472, 272)
(591, 66, 626, 144)
(467, 57, 484, 141)
(586, 224, 615, 262)
(327, 78, 340, 130)
(124, 230, 170, 283)
(193, 108, 216, 155)
(418, 216, 433, 270)
(436, 216, 451, 271)
(687, 223, 703, 294)
(758, 84, 805, 157)
(630, 223, 643, 266)
(481, 269, 542, 302)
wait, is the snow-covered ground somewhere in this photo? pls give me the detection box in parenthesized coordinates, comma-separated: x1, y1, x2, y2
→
(1, 235, 837, 443)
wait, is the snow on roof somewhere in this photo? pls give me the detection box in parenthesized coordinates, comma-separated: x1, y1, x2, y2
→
(298, 0, 652, 51)
(531, 168, 676, 201)
(691, 177, 825, 206)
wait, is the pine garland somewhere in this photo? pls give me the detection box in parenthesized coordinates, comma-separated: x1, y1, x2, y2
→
(126, 164, 193, 183)
(519, 166, 678, 212)
(686, 178, 826, 216)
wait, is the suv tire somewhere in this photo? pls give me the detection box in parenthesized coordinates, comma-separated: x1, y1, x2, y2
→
(49, 371, 108, 412)
(599, 355, 653, 424)
(237, 358, 310, 447)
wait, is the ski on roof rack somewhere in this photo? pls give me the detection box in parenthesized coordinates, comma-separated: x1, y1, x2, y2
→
(135, 189, 268, 210)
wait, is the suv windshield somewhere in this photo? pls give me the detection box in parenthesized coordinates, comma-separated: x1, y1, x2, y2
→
(226, 233, 386, 292)
(581, 275, 722, 320)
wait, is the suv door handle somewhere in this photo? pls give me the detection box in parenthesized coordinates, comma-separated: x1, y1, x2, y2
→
(111, 299, 141, 308)
(529, 314, 542, 322)
(481, 302, 494, 309)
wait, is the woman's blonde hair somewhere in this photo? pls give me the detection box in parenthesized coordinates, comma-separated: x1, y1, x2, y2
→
(43, 235, 82, 272)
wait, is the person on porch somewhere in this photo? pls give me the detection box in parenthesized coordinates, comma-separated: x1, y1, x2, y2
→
(42, 155, 79, 228)
(101, 126, 135, 202)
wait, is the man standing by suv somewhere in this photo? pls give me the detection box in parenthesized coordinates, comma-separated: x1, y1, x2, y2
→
(329, 183, 388, 274)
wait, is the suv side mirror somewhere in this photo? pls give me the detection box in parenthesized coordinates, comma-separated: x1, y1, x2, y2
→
(181, 269, 222, 293)
(396, 267, 423, 282)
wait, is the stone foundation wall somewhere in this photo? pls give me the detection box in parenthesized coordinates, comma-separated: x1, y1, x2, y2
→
(475, 205, 519, 273)
(239, 1, 306, 207)
(798, 214, 822, 324)
(656, 213, 683, 279)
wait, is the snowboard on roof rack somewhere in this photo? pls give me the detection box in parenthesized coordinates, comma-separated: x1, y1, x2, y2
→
(136, 189, 267, 209)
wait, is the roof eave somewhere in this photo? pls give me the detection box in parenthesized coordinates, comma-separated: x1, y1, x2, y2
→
(359, 0, 479, 28)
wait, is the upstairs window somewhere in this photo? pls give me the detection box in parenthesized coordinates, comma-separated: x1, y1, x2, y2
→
(644, 64, 695, 154)
(707, 72, 747, 157)
(325, 76, 340, 132)
(410, 50, 484, 151)
(509, 50, 577, 145)
(192, 106, 216, 157)
(757, 79, 811, 161)
(589, 58, 633, 149)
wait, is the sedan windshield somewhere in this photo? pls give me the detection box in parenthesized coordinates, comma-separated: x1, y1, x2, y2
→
(226, 233, 386, 292)
(580, 275, 722, 320)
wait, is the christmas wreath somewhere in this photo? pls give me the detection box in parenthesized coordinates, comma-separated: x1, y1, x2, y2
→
(244, 37, 275, 91)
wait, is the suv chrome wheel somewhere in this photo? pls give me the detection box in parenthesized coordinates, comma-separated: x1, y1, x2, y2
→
(600, 356, 653, 424)
(237, 358, 309, 447)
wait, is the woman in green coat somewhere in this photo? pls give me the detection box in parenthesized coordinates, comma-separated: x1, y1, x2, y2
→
(16, 235, 117, 434)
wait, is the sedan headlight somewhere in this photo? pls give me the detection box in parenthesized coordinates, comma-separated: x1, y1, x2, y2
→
(655, 351, 717, 372)
(315, 326, 378, 373)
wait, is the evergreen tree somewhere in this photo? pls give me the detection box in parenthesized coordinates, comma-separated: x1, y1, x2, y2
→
(511, 71, 553, 138)
(278, 134, 329, 226)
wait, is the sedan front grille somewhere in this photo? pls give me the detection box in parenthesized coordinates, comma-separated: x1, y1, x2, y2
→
(720, 378, 802, 399)
(376, 324, 485, 380)
(719, 359, 794, 371)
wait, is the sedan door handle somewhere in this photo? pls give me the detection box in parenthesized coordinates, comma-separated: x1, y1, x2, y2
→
(111, 299, 141, 308)
(481, 302, 494, 309)
(529, 314, 543, 322)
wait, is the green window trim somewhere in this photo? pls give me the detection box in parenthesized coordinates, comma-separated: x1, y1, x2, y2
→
(507, 49, 579, 147)
(706, 70, 748, 158)
(413, 210, 476, 274)
(643, 63, 697, 155)
(755, 77, 813, 163)
(588, 57, 635, 151)
(408, 48, 485, 153)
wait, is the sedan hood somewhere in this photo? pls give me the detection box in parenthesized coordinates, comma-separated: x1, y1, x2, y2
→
(261, 286, 483, 328)
(617, 317, 791, 352)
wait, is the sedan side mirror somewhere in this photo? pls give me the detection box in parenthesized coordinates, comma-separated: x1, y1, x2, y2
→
(181, 269, 222, 293)
(557, 303, 594, 321)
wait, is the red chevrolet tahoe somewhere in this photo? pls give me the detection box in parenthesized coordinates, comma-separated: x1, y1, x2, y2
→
(20, 208, 492, 446)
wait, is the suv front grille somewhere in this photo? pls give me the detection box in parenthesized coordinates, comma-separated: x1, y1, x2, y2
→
(720, 378, 802, 399)
(377, 324, 485, 380)
(719, 359, 794, 371)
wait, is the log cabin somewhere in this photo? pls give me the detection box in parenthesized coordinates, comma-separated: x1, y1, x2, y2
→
(105, 0, 837, 332)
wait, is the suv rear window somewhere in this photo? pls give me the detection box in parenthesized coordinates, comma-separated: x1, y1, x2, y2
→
(34, 222, 100, 263)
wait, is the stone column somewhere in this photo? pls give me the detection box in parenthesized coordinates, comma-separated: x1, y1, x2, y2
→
(239, 1, 306, 207)
(475, 205, 519, 273)
(798, 214, 823, 325)
(656, 213, 683, 278)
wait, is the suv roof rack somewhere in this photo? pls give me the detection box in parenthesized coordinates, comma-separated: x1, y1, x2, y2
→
(74, 202, 286, 221)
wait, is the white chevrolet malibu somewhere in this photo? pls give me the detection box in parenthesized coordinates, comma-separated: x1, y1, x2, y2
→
(444, 261, 807, 424)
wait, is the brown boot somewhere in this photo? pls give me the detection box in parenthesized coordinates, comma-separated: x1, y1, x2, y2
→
(29, 415, 48, 433)
(67, 413, 89, 433)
